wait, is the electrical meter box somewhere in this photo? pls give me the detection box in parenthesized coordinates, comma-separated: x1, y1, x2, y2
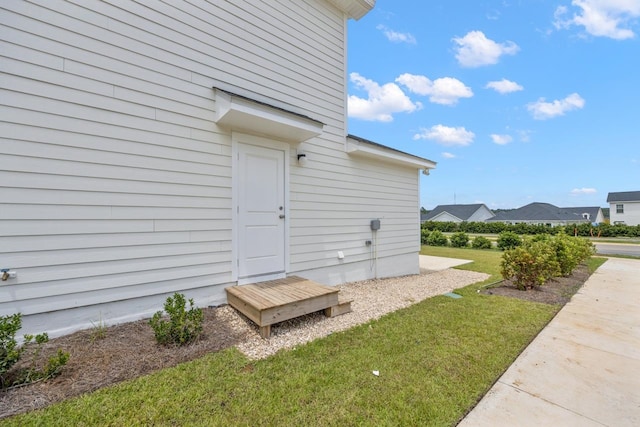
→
(370, 219, 380, 230)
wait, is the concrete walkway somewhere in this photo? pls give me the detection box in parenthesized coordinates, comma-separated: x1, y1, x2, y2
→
(419, 255, 472, 272)
(459, 257, 640, 427)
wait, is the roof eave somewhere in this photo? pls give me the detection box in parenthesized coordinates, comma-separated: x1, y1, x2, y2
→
(327, 0, 375, 20)
(346, 135, 436, 172)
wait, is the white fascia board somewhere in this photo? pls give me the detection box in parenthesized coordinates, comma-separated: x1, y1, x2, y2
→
(214, 89, 323, 143)
(346, 136, 436, 172)
(430, 212, 463, 223)
(328, 0, 375, 20)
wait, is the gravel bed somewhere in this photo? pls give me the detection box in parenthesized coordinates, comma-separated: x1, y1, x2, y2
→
(221, 268, 489, 359)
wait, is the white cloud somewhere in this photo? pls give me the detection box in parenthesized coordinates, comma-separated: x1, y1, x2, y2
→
(348, 73, 422, 122)
(490, 134, 513, 145)
(413, 125, 475, 146)
(452, 31, 519, 67)
(527, 93, 585, 120)
(517, 130, 533, 142)
(571, 187, 597, 195)
(554, 0, 640, 40)
(396, 73, 473, 105)
(442, 152, 456, 159)
(376, 25, 417, 44)
(485, 78, 524, 94)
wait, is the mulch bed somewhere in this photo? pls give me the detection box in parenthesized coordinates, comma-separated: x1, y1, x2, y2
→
(0, 306, 253, 419)
(1, 264, 592, 420)
(480, 263, 591, 305)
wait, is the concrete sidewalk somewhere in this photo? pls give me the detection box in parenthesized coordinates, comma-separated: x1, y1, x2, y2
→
(419, 255, 472, 272)
(459, 257, 640, 427)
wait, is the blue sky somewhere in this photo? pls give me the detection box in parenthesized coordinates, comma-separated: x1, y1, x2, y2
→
(346, 0, 640, 210)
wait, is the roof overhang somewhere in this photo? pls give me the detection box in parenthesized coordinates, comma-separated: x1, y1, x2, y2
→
(213, 88, 324, 143)
(346, 135, 436, 174)
(327, 0, 375, 20)
(429, 212, 462, 222)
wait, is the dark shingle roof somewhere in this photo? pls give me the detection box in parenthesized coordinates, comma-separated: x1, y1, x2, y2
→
(489, 202, 589, 222)
(561, 207, 601, 222)
(607, 191, 640, 203)
(423, 204, 488, 221)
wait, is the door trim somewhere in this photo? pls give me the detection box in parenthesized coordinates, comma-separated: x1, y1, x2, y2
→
(231, 132, 290, 284)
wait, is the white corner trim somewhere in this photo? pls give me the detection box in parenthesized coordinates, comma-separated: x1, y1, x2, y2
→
(346, 136, 437, 171)
(214, 89, 323, 143)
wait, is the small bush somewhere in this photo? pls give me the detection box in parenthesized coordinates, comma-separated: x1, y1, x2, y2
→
(1, 313, 69, 388)
(550, 233, 595, 276)
(497, 231, 522, 251)
(426, 230, 448, 246)
(449, 232, 470, 248)
(471, 236, 493, 249)
(420, 228, 430, 245)
(501, 240, 560, 290)
(150, 293, 204, 346)
(1, 314, 22, 382)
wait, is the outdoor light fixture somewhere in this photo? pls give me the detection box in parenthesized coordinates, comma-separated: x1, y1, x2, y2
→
(297, 151, 308, 165)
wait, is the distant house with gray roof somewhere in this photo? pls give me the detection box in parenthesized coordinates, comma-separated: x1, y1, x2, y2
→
(487, 203, 604, 226)
(607, 191, 640, 225)
(422, 204, 494, 223)
(561, 207, 605, 224)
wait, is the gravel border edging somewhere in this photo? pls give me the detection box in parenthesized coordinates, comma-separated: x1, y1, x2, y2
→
(219, 268, 489, 360)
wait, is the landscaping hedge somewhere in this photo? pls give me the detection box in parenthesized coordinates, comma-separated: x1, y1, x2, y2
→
(500, 234, 595, 290)
(421, 221, 640, 238)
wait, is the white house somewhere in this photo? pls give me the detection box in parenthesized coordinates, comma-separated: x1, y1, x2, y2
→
(488, 203, 603, 226)
(422, 204, 494, 223)
(607, 191, 640, 226)
(0, 0, 436, 337)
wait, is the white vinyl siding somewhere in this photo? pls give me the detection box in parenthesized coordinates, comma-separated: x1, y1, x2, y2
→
(0, 0, 349, 334)
(610, 201, 640, 226)
(467, 207, 494, 222)
(289, 148, 420, 278)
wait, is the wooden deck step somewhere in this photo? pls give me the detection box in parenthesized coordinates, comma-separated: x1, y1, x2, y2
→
(226, 276, 340, 338)
(324, 297, 353, 318)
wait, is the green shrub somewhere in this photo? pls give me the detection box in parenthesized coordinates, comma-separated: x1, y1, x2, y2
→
(497, 231, 522, 251)
(471, 236, 493, 249)
(1, 314, 22, 382)
(501, 240, 560, 290)
(449, 232, 470, 248)
(150, 293, 204, 346)
(1, 313, 69, 388)
(420, 228, 430, 245)
(425, 230, 448, 246)
(550, 233, 595, 276)
(422, 220, 640, 238)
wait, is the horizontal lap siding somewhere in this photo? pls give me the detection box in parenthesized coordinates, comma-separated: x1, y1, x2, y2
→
(0, 0, 346, 320)
(290, 149, 420, 272)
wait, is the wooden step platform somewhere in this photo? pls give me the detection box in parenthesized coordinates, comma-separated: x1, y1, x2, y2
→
(225, 276, 351, 338)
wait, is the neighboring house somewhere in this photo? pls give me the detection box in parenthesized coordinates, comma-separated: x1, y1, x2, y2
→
(421, 204, 495, 223)
(488, 203, 603, 226)
(0, 0, 437, 337)
(561, 207, 605, 225)
(607, 191, 640, 225)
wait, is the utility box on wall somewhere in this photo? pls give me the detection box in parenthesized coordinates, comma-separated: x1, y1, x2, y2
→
(370, 219, 380, 230)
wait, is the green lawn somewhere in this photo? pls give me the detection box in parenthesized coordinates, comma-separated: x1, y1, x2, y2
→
(5, 248, 600, 426)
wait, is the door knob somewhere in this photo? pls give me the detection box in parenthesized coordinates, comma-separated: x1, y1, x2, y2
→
(279, 214, 285, 219)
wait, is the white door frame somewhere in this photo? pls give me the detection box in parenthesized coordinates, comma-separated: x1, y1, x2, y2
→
(231, 132, 290, 284)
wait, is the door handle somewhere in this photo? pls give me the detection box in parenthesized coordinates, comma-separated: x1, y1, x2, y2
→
(279, 214, 285, 219)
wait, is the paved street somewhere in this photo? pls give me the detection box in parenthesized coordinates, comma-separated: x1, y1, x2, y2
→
(595, 242, 640, 257)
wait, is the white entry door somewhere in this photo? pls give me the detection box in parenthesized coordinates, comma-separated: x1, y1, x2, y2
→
(237, 142, 286, 281)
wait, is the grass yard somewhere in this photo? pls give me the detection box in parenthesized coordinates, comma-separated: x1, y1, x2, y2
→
(4, 247, 585, 426)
